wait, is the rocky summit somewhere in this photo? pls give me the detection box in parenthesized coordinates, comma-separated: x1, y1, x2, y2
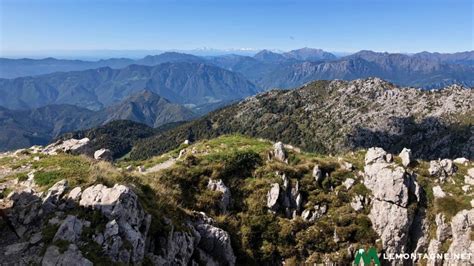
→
(0, 134, 473, 265)
(128, 78, 474, 161)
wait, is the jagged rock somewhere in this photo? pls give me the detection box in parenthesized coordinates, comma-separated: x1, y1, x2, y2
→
(43, 180, 68, 204)
(79, 184, 151, 263)
(427, 239, 442, 266)
(368, 199, 411, 254)
(266, 183, 280, 211)
(148, 223, 197, 265)
(342, 178, 355, 190)
(313, 165, 323, 183)
(351, 195, 364, 211)
(207, 179, 231, 213)
(42, 138, 90, 155)
(453, 157, 469, 165)
(295, 193, 303, 212)
(447, 209, 474, 264)
(4, 242, 28, 256)
(29, 232, 43, 245)
(7, 190, 42, 237)
(364, 158, 411, 207)
(365, 147, 388, 165)
(399, 148, 412, 167)
(364, 147, 419, 255)
(435, 213, 451, 242)
(94, 148, 113, 161)
(301, 209, 312, 221)
(53, 215, 85, 243)
(440, 159, 456, 175)
(104, 219, 119, 239)
(432, 185, 446, 198)
(193, 213, 236, 266)
(301, 204, 327, 222)
(67, 187, 82, 201)
(273, 142, 287, 163)
(42, 244, 92, 266)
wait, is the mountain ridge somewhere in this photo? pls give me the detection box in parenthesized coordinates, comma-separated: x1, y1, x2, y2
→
(0, 90, 195, 151)
(124, 78, 474, 160)
(0, 62, 259, 110)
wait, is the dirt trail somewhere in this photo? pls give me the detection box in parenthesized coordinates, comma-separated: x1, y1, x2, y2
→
(143, 158, 176, 174)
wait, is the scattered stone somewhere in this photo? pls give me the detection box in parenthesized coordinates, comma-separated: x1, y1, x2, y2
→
(207, 179, 231, 213)
(399, 148, 412, 167)
(453, 158, 469, 165)
(178, 149, 187, 159)
(342, 178, 355, 190)
(94, 148, 113, 161)
(137, 166, 145, 173)
(351, 195, 364, 212)
(266, 183, 280, 211)
(273, 142, 287, 163)
(42, 138, 90, 155)
(432, 185, 446, 198)
(429, 159, 457, 182)
(33, 156, 40, 161)
(313, 165, 323, 183)
(338, 158, 354, 171)
(183, 140, 190, 145)
(462, 185, 470, 193)
(301, 204, 327, 222)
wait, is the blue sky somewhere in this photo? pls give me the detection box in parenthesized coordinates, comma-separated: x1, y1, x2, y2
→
(0, 0, 472, 57)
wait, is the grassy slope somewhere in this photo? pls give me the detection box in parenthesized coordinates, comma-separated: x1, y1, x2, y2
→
(1, 134, 472, 264)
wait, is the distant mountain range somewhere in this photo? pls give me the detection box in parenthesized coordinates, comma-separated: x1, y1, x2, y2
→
(0, 91, 195, 151)
(0, 62, 258, 110)
(2, 49, 473, 90)
(0, 48, 473, 152)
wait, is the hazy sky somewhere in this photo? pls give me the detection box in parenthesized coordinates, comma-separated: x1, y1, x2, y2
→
(1, 0, 473, 56)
